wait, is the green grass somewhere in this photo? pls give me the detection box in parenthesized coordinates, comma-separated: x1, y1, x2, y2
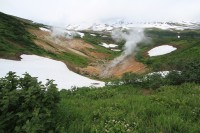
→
(0, 12, 42, 56)
(47, 51, 89, 67)
(136, 28, 200, 71)
(55, 83, 200, 132)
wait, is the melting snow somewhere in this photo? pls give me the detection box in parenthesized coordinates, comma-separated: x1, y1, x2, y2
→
(99, 43, 118, 48)
(90, 34, 97, 36)
(148, 70, 181, 77)
(148, 71, 170, 77)
(111, 49, 121, 52)
(76, 32, 85, 38)
(65, 31, 85, 38)
(148, 45, 177, 57)
(39, 27, 51, 32)
(102, 35, 108, 37)
(0, 55, 104, 90)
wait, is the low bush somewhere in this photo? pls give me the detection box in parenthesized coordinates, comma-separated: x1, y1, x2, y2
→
(0, 72, 60, 132)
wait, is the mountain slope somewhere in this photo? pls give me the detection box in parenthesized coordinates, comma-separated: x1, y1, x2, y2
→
(66, 20, 200, 31)
(0, 12, 91, 67)
(0, 12, 147, 78)
(0, 13, 114, 75)
(2, 12, 200, 79)
(0, 12, 42, 59)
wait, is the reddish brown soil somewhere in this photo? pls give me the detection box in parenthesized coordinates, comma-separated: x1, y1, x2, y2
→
(80, 66, 101, 77)
(103, 55, 147, 78)
(90, 52, 110, 59)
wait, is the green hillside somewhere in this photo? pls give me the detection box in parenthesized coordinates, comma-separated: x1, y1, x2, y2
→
(0, 12, 41, 58)
(1, 12, 200, 133)
(1, 73, 200, 132)
(0, 12, 88, 67)
(136, 28, 200, 71)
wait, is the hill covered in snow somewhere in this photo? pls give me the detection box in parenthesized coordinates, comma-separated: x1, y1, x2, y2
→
(66, 20, 200, 31)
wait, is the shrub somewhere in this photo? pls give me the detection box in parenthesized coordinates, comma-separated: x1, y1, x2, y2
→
(0, 72, 60, 132)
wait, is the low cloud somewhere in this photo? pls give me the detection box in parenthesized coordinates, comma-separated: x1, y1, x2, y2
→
(0, 0, 200, 27)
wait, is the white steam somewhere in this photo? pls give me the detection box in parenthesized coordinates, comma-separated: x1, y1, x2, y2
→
(51, 27, 74, 39)
(101, 28, 146, 77)
(111, 28, 145, 66)
(50, 27, 84, 44)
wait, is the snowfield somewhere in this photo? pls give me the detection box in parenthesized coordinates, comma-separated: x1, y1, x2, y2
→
(148, 45, 177, 56)
(91, 24, 113, 31)
(0, 55, 105, 90)
(66, 21, 200, 31)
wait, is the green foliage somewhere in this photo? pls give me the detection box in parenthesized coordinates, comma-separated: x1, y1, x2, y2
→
(48, 51, 89, 67)
(82, 33, 114, 45)
(0, 12, 45, 57)
(165, 71, 184, 85)
(82, 33, 102, 45)
(121, 72, 142, 85)
(150, 40, 200, 71)
(1, 70, 200, 132)
(120, 72, 165, 89)
(93, 119, 133, 133)
(142, 29, 200, 71)
(56, 83, 200, 132)
(0, 72, 60, 133)
(136, 28, 200, 72)
(117, 58, 200, 89)
(180, 58, 200, 83)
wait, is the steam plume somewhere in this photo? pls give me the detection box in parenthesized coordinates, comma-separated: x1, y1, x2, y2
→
(51, 27, 74, 39)
(102, 28, 145, 77)
(112, 28, 145, 65)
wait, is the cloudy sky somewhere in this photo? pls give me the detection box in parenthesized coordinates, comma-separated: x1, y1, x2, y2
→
(0, 0, 200, 26)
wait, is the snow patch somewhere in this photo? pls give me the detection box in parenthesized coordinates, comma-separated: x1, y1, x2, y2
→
(99, 43, 118, 48)
(39, 27, 51, 32)
(148, 71, 170, 77)
(102, 35, 108, 37)
(90, 34, 97, 36)
(0, 55, 104, 90)
(76, 32, 85, 38)
(148, 70, 181, 77)
(148, 45, 177, 57)
(64, 30, 84, 38)
(111, 49, 121, 52)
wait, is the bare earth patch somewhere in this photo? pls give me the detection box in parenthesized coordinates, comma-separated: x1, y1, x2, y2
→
(102, 55, 147, 78)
